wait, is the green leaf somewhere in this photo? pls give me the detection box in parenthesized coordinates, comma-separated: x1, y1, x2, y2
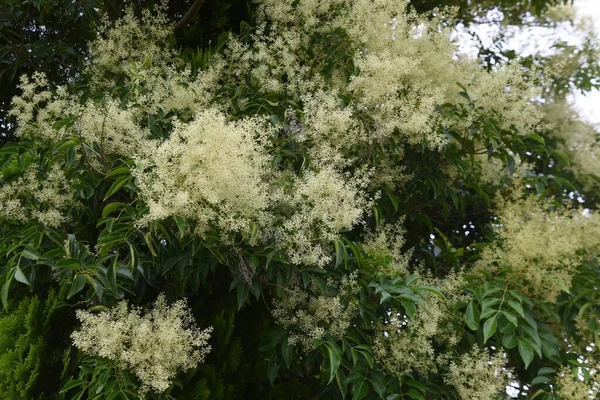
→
(162, 257, 179, 276)
(88, 305, 108, 312)
(335, 369, 348, 399)
(106, 166, 130, 178)
(535, 181, 545, 195)
(53, 138, 79, 153)
(380, 291, 391, 304)
(481, 307, 497, 319)
(386, 189, 399, 212)
(259, 329, 287, 352)
(86, 275, 103, 302)
(481, 298, 500, 318)
(465, 301, 480, 330)
(502, 334, 518, 349)
(22, 248, 40, 261)
(352, 378, 368, 400)
(65, 145, 76, 167)
(105, 391, 121, 400)
(72, 389, 86, 400)
(52, 119, 74, 131)
(14, 266, 30, 285)
(482, 297, 501, 308)
(502, 311, 518, 326)
(537, 367, 555, 375)
(68, 275, 87, 299)
(484, 286, 503, 297)
(267, 358, 278, 385)
(107, 256, 118, 293)
(551, 149, 570, 166)
(531, 376, 551, 385)
(1, 279, 11, 310)
(269, 114, 281, 126)
(175, 216, 185, 239)
(101, 202, 124, 218)
(351, 348, 359, 367)
(499, 316, 517, 335)
(141, 54, 151, 69)
(458, 91, 471, 101)
(525, 134, 545, 145)
(483, 316, 497, 343)
(127, 242, 137, 271)
(237, 282, 249, 310)
(405, 389, 425, 400)
(530, 389, 548, 400)
(103, 176, 130, 201)
(508, 300, 525, 318)
(281, 339, 293, 369)
(400, 299, 416, 319)
(311, 275, 328, 294)
(334, 238, 346, 268)
(418, 285, 444, 297)
(60, 379, 87, 392)
(144, 232, 157, 257)
(369, 371, 386, 399)
(324, 340, 342, 385)
(355, 348, 373, 369)
(518, 339, 534, 368)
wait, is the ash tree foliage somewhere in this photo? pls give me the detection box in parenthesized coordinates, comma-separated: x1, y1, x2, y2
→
(1, 0, 600, 399)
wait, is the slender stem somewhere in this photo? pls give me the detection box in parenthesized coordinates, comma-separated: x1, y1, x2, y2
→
(494, 283, 509, 318)
(174, 0, 205, 32)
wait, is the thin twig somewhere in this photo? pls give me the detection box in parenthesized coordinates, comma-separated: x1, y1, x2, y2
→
(174, 0, 205, 32)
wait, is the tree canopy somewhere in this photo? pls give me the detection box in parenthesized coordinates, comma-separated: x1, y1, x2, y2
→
(1, 0, 599, 399)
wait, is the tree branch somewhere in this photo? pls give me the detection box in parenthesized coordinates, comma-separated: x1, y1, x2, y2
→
(174, 0, 205, 32)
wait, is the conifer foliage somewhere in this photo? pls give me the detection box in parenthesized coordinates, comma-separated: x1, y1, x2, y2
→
(0, 0, 599, 399)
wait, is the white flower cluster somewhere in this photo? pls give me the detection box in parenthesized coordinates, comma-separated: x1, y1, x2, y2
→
(476, 194, 600, 302)
(71, 294, 213, 393)
(445, 346, 510, 400)
(272, 272, 359, 350)
(0, 164, 74, 227)
(134, 108, 273, 242)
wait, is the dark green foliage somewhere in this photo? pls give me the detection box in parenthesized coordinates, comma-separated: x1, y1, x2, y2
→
(0, 0, 102, 144)
(409, 0, 573, 25)
(0, 289, 67, 399)
(0, 0, 256, 144)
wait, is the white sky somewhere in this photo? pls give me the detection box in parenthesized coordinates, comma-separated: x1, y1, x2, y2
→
(455, 0, 600, 126)
(572, 0, 600, 125)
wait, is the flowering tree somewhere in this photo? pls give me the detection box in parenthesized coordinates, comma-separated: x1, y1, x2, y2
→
(1, 0, 599, 399)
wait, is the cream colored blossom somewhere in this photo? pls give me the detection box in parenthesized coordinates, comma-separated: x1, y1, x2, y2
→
(476, 195, 600, 302)
(9, 72, 69, 140)
(362, 220, 413, 277)
(555, 366, 600, 399)
(374, 270, 466, 375)
(374, 305, 441, 375)
(444, 346, 510, 400)
(272, 272, 359, 350)
(274, 166, 373, 266)
(8, 0, 554, 268)
(257, 0, 545, 148)
(134, 108, 273, 240)
(458, 63, 546, 133)
(544, 101, 600, 187)
(0, 164, 75, 227)
(71, 294, 213, 394)
(85, 4, 177, 90)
